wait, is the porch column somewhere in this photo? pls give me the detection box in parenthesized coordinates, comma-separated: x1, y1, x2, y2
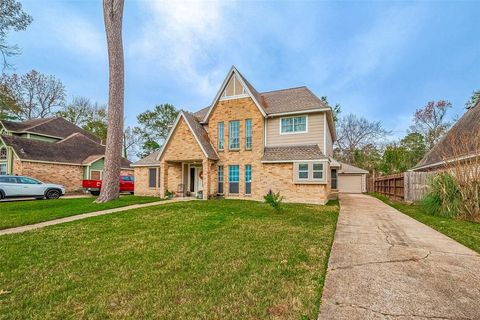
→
(202, 159, 210, 200)
(160, 161, 168, 198)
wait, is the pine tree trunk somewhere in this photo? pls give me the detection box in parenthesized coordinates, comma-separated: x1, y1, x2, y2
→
(96, 0, 124, 203)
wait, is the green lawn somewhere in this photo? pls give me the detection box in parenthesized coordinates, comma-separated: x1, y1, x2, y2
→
(0, 199, 338, 319)
(0, 196, 161, 230)
(371, 193, 480, 254)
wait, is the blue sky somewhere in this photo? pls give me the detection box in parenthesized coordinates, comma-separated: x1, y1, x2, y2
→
(8, 0, 480, 139)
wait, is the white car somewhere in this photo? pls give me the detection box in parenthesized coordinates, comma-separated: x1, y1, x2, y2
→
(0, 175, 65, 200)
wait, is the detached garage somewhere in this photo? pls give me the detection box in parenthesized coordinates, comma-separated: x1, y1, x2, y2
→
(337, 163, 368, 193)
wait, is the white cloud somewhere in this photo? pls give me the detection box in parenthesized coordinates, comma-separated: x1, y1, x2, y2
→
(131, 0, 235, 96)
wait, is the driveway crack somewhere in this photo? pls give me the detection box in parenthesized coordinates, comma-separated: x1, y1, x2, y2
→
(335, 302, 470, 319)
(333, 251, 432, 270)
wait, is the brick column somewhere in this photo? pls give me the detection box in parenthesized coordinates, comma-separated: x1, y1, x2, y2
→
(160, 161, 168, 198)
(202, 158, 210, 200)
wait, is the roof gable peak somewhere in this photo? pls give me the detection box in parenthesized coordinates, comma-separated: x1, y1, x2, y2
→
(201, 66, 266, 123)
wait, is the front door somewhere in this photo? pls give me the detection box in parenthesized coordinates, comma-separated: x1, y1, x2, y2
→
(189, 166, 203, 196)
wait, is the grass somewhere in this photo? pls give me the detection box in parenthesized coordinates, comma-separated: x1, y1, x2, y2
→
(0, 199, 339, 319)
(370, 193, 480, 254)
(0, 196, 162, 230)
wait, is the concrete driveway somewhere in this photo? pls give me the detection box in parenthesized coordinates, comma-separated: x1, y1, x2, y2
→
(319, 193, 480, 320)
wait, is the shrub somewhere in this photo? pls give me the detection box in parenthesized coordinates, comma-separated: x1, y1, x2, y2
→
(264, 190, 283, 212)
(422, 172, 461, 218)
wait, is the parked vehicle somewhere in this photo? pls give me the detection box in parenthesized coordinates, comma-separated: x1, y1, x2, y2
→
(82, 175, 135, 196)
(0, 175, 65, 200)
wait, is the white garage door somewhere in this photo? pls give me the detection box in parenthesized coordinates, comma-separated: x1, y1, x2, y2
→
(338, 174, 363, 193)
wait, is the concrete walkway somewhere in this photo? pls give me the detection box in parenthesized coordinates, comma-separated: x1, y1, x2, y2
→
(0, 198, 194, 236)
(319, 194, 480, 320)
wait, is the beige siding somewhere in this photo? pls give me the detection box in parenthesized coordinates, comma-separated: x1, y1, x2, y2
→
(325, 120, 333, 157)
(266, 112, 325, 150)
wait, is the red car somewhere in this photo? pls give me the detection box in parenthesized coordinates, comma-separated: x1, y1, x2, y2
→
(82, 175, 134, 196)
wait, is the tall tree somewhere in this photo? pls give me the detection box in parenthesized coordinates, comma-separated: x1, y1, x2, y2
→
(123, 126, 140, 160)
(0, 0, 32, 69)
(96, 0, 125, 203)
(134, 103, 179, 157)
(0, 83, 20, 120)
(0, 70, 66, 120)
(56, 97, 108, 141)
(320, 96, 341, 122)
(465, 89, 480, 110)
(335, 114, 389, 165)
(409, 100, 451, 150)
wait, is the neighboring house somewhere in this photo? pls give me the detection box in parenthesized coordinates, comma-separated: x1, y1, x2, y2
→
(0, 117, 133, 192)
(412, 100, 480, 172)
(132, 66, 366, 203)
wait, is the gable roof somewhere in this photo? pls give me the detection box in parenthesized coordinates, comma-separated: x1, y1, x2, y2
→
(1, 133, 131, 167)
(131, 150, 161, 167)
(413, 101, 480, 170)
(338, 162, 369, 174)
(0, 117, 101, 143)
(202, 66, 267, 123)
(156, 111, 219, 161)
(261, 144, 327, 162)
(198, 66, 336, 140)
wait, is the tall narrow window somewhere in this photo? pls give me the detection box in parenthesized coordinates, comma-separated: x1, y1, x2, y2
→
(218, 165, 224, 194)
(0, 148, 6, 160)
(148, 168, 158, 188)
(218, 122, 224, 150)
(245, 164, 252, 194)
(229, 120, 240, 149)
(229, 165, 239, 194)
(245, 119, 252, 150)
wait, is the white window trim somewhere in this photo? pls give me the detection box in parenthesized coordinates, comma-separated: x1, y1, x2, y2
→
(297, 163, 309, 180)
(279, 115, 308, 135)
(229, 120, 241, 150)
(218, 122, 224, 151)
(219, 74, 249, 101)
(293, 160, 328, 184)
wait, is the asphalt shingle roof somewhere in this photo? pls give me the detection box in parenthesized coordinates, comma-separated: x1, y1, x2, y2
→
(414, 101, 480, 170)
(262, 144, 326, 162)
(1, 133, 131, 167)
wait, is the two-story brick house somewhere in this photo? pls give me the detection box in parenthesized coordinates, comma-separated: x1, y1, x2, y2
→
(132, 66, 367, 203)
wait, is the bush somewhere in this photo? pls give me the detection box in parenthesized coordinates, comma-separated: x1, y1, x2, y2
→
(264, 190, 283, 211)
(422, 172, 461, 218)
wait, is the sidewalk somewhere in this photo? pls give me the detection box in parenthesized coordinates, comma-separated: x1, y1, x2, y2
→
(0, 198, 194, 236)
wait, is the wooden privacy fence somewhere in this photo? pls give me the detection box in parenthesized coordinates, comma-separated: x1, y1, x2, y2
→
(373, 172, 434, 202)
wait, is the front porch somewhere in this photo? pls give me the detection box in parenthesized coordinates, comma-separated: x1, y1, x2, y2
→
(162, 159, 215, 200)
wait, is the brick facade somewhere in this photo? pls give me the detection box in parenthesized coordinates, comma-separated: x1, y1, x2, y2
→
(136, 96, 331, 204)
(10, 157, 134, 193)
(13, 160, 84, 192)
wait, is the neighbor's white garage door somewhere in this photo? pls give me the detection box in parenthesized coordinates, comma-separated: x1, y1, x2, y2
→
(338, 174, 363, 193)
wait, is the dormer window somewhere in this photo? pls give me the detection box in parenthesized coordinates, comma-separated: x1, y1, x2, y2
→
(220, 74, 248, 100)
(0, 147, 6, 160)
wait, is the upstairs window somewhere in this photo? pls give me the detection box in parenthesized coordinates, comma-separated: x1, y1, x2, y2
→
(0, 148, 6, 160)
(218, 122, 224, 151)
(220, 74, 247, 100)
(229, 120, 240, 149)
(245, 119, 252, 150)
(281, 115, 307, 134)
